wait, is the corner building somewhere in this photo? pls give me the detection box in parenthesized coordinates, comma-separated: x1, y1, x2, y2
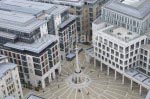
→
(92, 0, 150, 96)
(0, 0, 66, 88)
(30, 0, 109, 42)
(0, 55, 23, 99)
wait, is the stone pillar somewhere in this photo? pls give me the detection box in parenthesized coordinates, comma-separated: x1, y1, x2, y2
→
(107, 66, 109, 76)
(94, 58, 96, 67)
(122, 75, 125, 84)
(100, 62, 103, 72)
(131, 80, 133, 90)
(53, 71, 56, 79)
(49, 75, 52, 83)
(139, 85, 142, 95)
(114, 70, 117, 80)
(42, 80, 46, 89)
(59, 66, 61, 74)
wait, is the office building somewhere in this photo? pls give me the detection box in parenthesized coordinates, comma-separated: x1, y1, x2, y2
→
(0, 0, 69, 88)
(91, 0, 150, 95)
(0, 55, 23, 99)
(29, 0, 109, 42)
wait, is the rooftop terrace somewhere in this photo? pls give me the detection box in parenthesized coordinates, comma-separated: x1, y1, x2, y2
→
(4, 34, 58, 53)
(121, 0, 147, 7)
(0, 0, 68, 33)
(103, 26, 140, 43)
(141, 44, 150, 51)
(0, 62, 16, 78)
(104, 0, 150, 19)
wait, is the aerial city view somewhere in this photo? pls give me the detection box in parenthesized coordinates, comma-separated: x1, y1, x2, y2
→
(0, 0, 150, 99)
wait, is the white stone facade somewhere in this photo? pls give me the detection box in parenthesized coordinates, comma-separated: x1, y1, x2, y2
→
(0, 56, 23, 99)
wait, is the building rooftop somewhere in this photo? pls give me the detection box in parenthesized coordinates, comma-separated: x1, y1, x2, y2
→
(0, 0, 58, 15)
(49, 0, 99, 6)
(0, 31, 17, 40)
(121, 0, 147, 7)
(59, 15, 76, 29)
(0, 62, 17, 78)
(103, 26, 140, 43)
(125, 69, 150, 88)
(0, 10, 35, 24)
(4, 34, 58, 53)
(49, 0, 84, 6)
(103, 0, 150, 19)
(141, 44, 150, 51)
(0, 0, 69, 33)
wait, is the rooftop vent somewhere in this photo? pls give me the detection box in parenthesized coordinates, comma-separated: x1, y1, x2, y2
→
(127, 32, 132, 35)
(117, 32, 121, 35)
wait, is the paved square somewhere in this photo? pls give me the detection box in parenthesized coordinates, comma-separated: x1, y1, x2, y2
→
(23, 50, 146, 99)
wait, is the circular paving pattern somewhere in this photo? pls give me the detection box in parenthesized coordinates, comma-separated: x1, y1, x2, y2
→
(66, 72, 91, 89)
(23, 52, 146, 99)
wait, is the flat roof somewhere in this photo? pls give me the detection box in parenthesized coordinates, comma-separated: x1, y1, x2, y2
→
(141, 44, 150, 51)
(59, 15, 76, 28)
(0, 0, 69, 33)
(134, 74, 148, 82)
(0, 31, 17, 40)
(0, 63, 17, 78)
(49, 0, 84, 6)
(103, 0, 150, 19)
(143, 78, 150, 87)
(0, 18, 46, 33)
(4, 34, 58, 53)
(1, 0, 55, 15)
(121, 0, 147, 7)
(125, 69, 139, 76)
(0, 10, 35, 25)
(125, 69, 150, 88)
(103, 26, 140, 43)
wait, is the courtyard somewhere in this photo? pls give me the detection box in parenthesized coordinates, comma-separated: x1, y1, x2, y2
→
(23, 47, 147, 99)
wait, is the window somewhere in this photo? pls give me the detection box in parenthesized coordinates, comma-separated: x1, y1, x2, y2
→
(109, 41, 112, 47)
(125, 47, 129, 53)
(144, 50, 148, 56)
(33, 57, 40, 63)
(119, 46, 123, 53)
(130, 44, 134, 50)
(111, 49, 114, 54)
(115, 52, 119, 56)
(107, 47, 110, 52)
(120, 54, 124, 59)
(141, 40, 144, 45)
(21, 55, 26, 61)
(114, 44, 118, 50)
(136, 42, 139, 48)
(130, 52, 133, 57)
(34, 64, 41, 69)
(23, 68, 29, 73)
(35, 70, 42, 76)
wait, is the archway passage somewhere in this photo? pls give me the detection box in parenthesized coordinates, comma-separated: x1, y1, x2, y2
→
(55, 69, 59, 75)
